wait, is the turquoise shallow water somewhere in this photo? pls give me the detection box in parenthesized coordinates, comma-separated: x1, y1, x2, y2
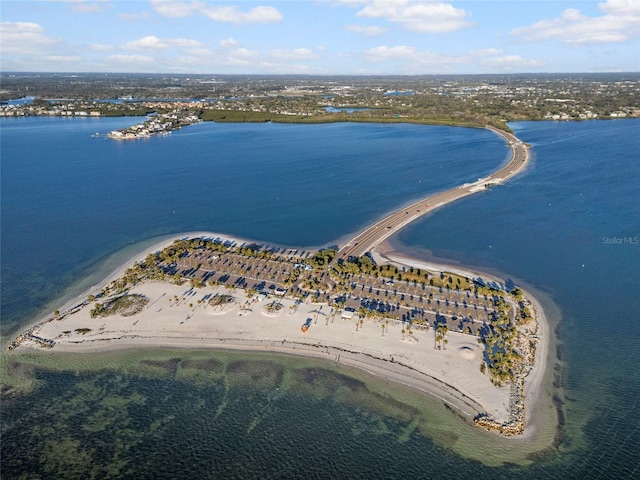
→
(1, 118, 639, 478)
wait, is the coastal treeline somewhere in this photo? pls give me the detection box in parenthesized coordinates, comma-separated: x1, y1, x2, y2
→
(4, 73, 638, 126)
(95, 237, 534, 390)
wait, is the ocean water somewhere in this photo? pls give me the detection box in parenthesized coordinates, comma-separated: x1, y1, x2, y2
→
(395, 119, 640, 476)
(1, 117, 639, 478)
(0, 118, 507, 332)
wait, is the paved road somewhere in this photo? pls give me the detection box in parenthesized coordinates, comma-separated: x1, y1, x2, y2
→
(336, 126, 530, 260)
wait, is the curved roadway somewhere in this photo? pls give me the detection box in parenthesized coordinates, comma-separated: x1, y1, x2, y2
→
(336, 126, 530, 260)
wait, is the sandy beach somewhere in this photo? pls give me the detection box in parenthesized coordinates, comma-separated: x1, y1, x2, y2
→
(32, 279, 509, 421)
(12, 231, 550, 436)
(371, 239, 551, 438)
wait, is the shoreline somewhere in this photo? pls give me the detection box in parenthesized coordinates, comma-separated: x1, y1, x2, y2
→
(371, 239, 553, 440)
(5, 125, 551, 441)
(8, 229, 552, 439)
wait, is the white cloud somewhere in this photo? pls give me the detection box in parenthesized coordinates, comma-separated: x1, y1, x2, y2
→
(69, 1, 111, 13)
(231, 48, 258, 59)
(107, 54, 155, 64)
(346, 24, 386, 36)
(122, 35, 205, 51)
(44, 55, 82, 63)
(599, 0, 640, 15)
(511, 0, 640, 45)
(202, 5, 282, 23)
(470, 48, 503, 56)
(479, 55, 545, 69)
(0, 22, 59, 54)
(355, 0, 472, 33)
(253, 60, 315, 74)
(90, 43, 114, 52)
(118, 11, 151, 21)
(170, 38, 204, 48)
(362, 45, 464, 65)
(150, 0, 282, 23)
(269, 48, 320, 61)
(122, 35, 166, 50)
(220, 38, 239, 48)
(360, 44, 544, 73)
(363, 44, 417, 60)
(325, 0, 370, 6)
(148, 0, 199, 18)
(48, 0, 112, 13)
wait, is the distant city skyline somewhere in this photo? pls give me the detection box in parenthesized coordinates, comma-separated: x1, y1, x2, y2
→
(1, 0, 639, 74)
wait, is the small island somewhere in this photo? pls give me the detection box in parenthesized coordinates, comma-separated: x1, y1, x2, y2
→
(106, 105, 201, 139)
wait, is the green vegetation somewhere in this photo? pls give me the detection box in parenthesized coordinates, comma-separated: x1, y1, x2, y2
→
(5, 73, 637, 131)
(435, 323, 449, 350)
(68, 234, 530, 392)
(90, 294, 149, 318)
(264, 301, 284, 313)
(209, 294, 234, 308)
(479, 312, 521, 386)
(200, 108, 340, 124)
(331, 256, 471, 291)
(307, 248, 338, 269)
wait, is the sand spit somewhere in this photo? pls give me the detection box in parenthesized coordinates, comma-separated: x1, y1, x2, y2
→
(8, 232, 548, 438)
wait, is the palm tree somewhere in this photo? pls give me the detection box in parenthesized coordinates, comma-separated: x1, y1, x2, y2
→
(435, 323, 449, 349)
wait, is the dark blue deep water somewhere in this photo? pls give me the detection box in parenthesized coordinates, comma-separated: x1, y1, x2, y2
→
(1, 118, 508, 330)
(1, 117, 639, 478)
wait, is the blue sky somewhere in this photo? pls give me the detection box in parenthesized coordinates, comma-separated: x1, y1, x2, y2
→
(1, 0, 639, 74)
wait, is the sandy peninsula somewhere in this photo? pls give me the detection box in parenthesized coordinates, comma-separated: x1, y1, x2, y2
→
(371, 239, 551, 438)
(9, 231, 547, 437)
(7, 127, 544, 436)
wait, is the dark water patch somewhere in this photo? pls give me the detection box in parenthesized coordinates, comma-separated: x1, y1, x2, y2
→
(0, 359, 39, 399)
(552, 394, 567, 449)
(1, 352, 577, 477)
(176, 357, 225, 385)
(1, 344, 565, 468)
(226, 359, 284, 392)
(139, 357, 182, 376)
(178, 357, 223, 370)
(289, 366, 366, 400)
(303, 366, 365, 391)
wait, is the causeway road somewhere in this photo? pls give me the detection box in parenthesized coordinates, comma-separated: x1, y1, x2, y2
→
(336, 126, 530, 260)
